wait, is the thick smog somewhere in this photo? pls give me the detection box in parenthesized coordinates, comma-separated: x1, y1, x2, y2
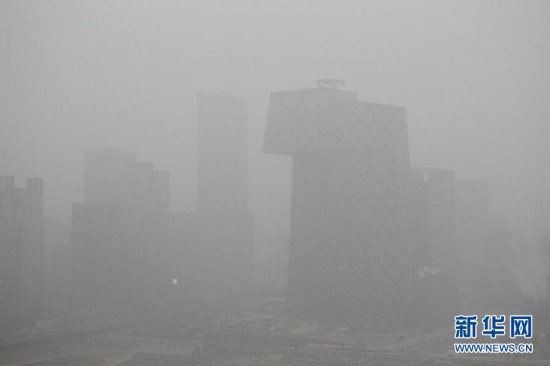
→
(1, 1, 549, 365)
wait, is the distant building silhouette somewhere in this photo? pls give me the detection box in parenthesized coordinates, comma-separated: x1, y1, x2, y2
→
(454, 178, 521, 315)
(84, 148, 169, 210)
(0, 176, 44, 329)
(407, 170, 523, 329)
(409, 168, 456, 270)
(264, 82, 413, 333)
(71, 149, 169, 316)
(409, 168, 458, 331)
(197, 93, 247, 214)
(455, 178, 490, 265)
(192, 93, 253, 299)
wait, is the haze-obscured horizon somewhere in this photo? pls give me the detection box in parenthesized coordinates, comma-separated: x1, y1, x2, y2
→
(1, 0, 549, 241)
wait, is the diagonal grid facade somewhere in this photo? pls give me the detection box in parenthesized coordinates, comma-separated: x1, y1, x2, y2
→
(264, 86, 414, 333)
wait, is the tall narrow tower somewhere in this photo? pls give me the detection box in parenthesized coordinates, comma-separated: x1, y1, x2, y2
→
(0, 176, 44, 329)
(196, 93, 253, 295)
(198, 93, 247, 214)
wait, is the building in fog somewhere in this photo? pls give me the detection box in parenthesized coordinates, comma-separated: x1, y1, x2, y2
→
(409, 168, 456, 270)
(191, 93, 253, 298)
(0, 176, 44, 329)
(409, 167, 458, 331)
(455, 178, 490, 265)
(454, 178, 522, 315)
(264, 80, 413, 333)
(71, 149, 170, 316)
(83, 148, 169, 209)
(197, 93, 247, 214)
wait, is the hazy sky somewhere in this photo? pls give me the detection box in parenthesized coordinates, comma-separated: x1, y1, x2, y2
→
(1, 0, 549, 238)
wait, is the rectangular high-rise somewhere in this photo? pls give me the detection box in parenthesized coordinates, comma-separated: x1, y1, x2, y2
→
(455, 178, 489, 265)
(0, 176, 44, 329)
(71, 149, 169, 315)
(198, 93, 247, 214)
(409, 167, 458, 331)
(409, 167, 456, 270)
(195, 93, 253, 297)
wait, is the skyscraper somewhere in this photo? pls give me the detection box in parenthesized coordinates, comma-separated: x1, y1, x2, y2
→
(264, 81, 413, 333)
(409, 167, 456, 270)
(71, 149, 169, 315)
(198, 93, 247, 214)
(454, 178, 521, 315)
(409, 167, 458, 331)
(0, 176, 44, 329)
(195, 93, 253, 297)
(455, 178, 489, 265)
(84, 148, 169, 210)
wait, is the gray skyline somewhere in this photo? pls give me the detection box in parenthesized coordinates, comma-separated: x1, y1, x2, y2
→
(1, 1, 548, 241)
(1, 2, 550, 362)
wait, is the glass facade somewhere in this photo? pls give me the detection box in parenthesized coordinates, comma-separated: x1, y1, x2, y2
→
(264, 86, 413, 333)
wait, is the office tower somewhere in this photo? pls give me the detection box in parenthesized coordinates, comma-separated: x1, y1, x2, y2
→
(198, 93, 247, 214)
(409, 168, 458, 331)
(455, 178, 521, 315)
(410, 167, 456, 270)
(264, 80, 413, 333)
(455, 178, 489, 265)
(0, 176, 44, 329)
(71, 149, 169, 315)
(195, 93, 253, 297)
(84, 148, 169, 210)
